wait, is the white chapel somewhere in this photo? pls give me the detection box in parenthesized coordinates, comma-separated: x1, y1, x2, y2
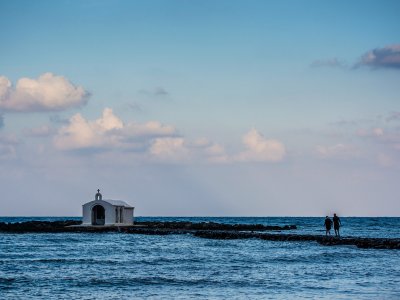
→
(82, 189, 134, 226)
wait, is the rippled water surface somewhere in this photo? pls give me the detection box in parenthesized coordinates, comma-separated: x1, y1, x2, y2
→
(1, 217, 399, 299)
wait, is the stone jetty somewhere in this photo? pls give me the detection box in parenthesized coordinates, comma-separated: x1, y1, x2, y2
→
(1, 220, 399, 249)
(192, 230, 400, 250)
(0, 220, 296, 233)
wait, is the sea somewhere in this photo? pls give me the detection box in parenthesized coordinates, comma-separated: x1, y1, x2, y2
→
(1, 217, 399, 299)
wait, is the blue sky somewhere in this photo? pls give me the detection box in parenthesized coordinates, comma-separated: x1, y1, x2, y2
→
(1, 0, 400, 216)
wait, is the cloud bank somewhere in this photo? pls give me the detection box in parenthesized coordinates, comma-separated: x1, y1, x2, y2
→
(0, 73, 89, 112)
(54, 108, 176, 151)
(53, 108, 229, 163)
(53, 109, 285, 164)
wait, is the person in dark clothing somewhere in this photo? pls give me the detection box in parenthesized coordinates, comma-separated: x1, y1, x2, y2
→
(333, 213, 341, 237)
(324, 216, 332, 236)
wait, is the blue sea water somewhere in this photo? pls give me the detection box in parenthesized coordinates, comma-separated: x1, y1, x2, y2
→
(1, 217, 399, 299)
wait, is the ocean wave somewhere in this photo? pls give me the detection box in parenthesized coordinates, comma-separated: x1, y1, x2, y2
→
(67, 276, 222, 288)
(1, 217, 400, 298)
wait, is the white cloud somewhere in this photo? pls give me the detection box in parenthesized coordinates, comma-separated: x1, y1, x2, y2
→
(95, 107, 123, 130)
(205, 144, 229, 163)
(149, 137, 189, 161)
(0, 73, 89, 112)
(149, 137, 230, 163)
(205, 143, 225, 156)
(54, 113, 105, 150)
(373, 128, 384, 137)
(53, 108, 177, 151)
(189, 138, 229, 163)
(123, 121, 175, 138)
(235, 129, 286, 162)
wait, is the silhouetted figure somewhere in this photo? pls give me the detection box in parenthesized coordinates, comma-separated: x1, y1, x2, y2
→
(324, 216, 332, 236)
(333, 213, 341, 237)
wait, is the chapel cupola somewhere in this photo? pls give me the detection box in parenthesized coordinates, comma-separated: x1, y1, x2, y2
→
(95, 189, 102, 201)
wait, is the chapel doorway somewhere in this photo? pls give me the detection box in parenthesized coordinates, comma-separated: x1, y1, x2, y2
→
(92, 205, 105, 225)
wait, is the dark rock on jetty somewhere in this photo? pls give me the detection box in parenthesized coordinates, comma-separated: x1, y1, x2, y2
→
(0, 220, 82, 233)
(0, 221, 296, 233)
(1, 220, 399, 249)
(134, 221, 297, 231)
(193, 231, 400, 250)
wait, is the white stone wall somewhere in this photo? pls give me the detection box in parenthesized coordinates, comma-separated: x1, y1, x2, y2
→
(82, 203, 91, 225)
(123, 207, 134, 225)
(103, 201, 116, 225)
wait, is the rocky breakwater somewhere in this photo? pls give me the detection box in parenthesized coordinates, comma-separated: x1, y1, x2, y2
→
(193, 231, 400, 249)
(0, 220, 296, 233)
(0, 220, 82, 233)
(125, 221, 297, 236)
(1, 220, 398, 249)
(134, 221, 297, 231)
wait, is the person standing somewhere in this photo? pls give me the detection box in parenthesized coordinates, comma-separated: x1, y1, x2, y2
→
(324, 216, 332, 236)
(333, 213, 341, 237)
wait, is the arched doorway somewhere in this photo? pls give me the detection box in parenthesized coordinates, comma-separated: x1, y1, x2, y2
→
(92, 205, 105, 225)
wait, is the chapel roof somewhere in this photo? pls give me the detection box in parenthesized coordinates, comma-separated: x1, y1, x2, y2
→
(101, 199, 133, 208)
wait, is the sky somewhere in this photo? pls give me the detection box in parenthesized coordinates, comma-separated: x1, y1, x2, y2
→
(1, 0, 400, 216)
